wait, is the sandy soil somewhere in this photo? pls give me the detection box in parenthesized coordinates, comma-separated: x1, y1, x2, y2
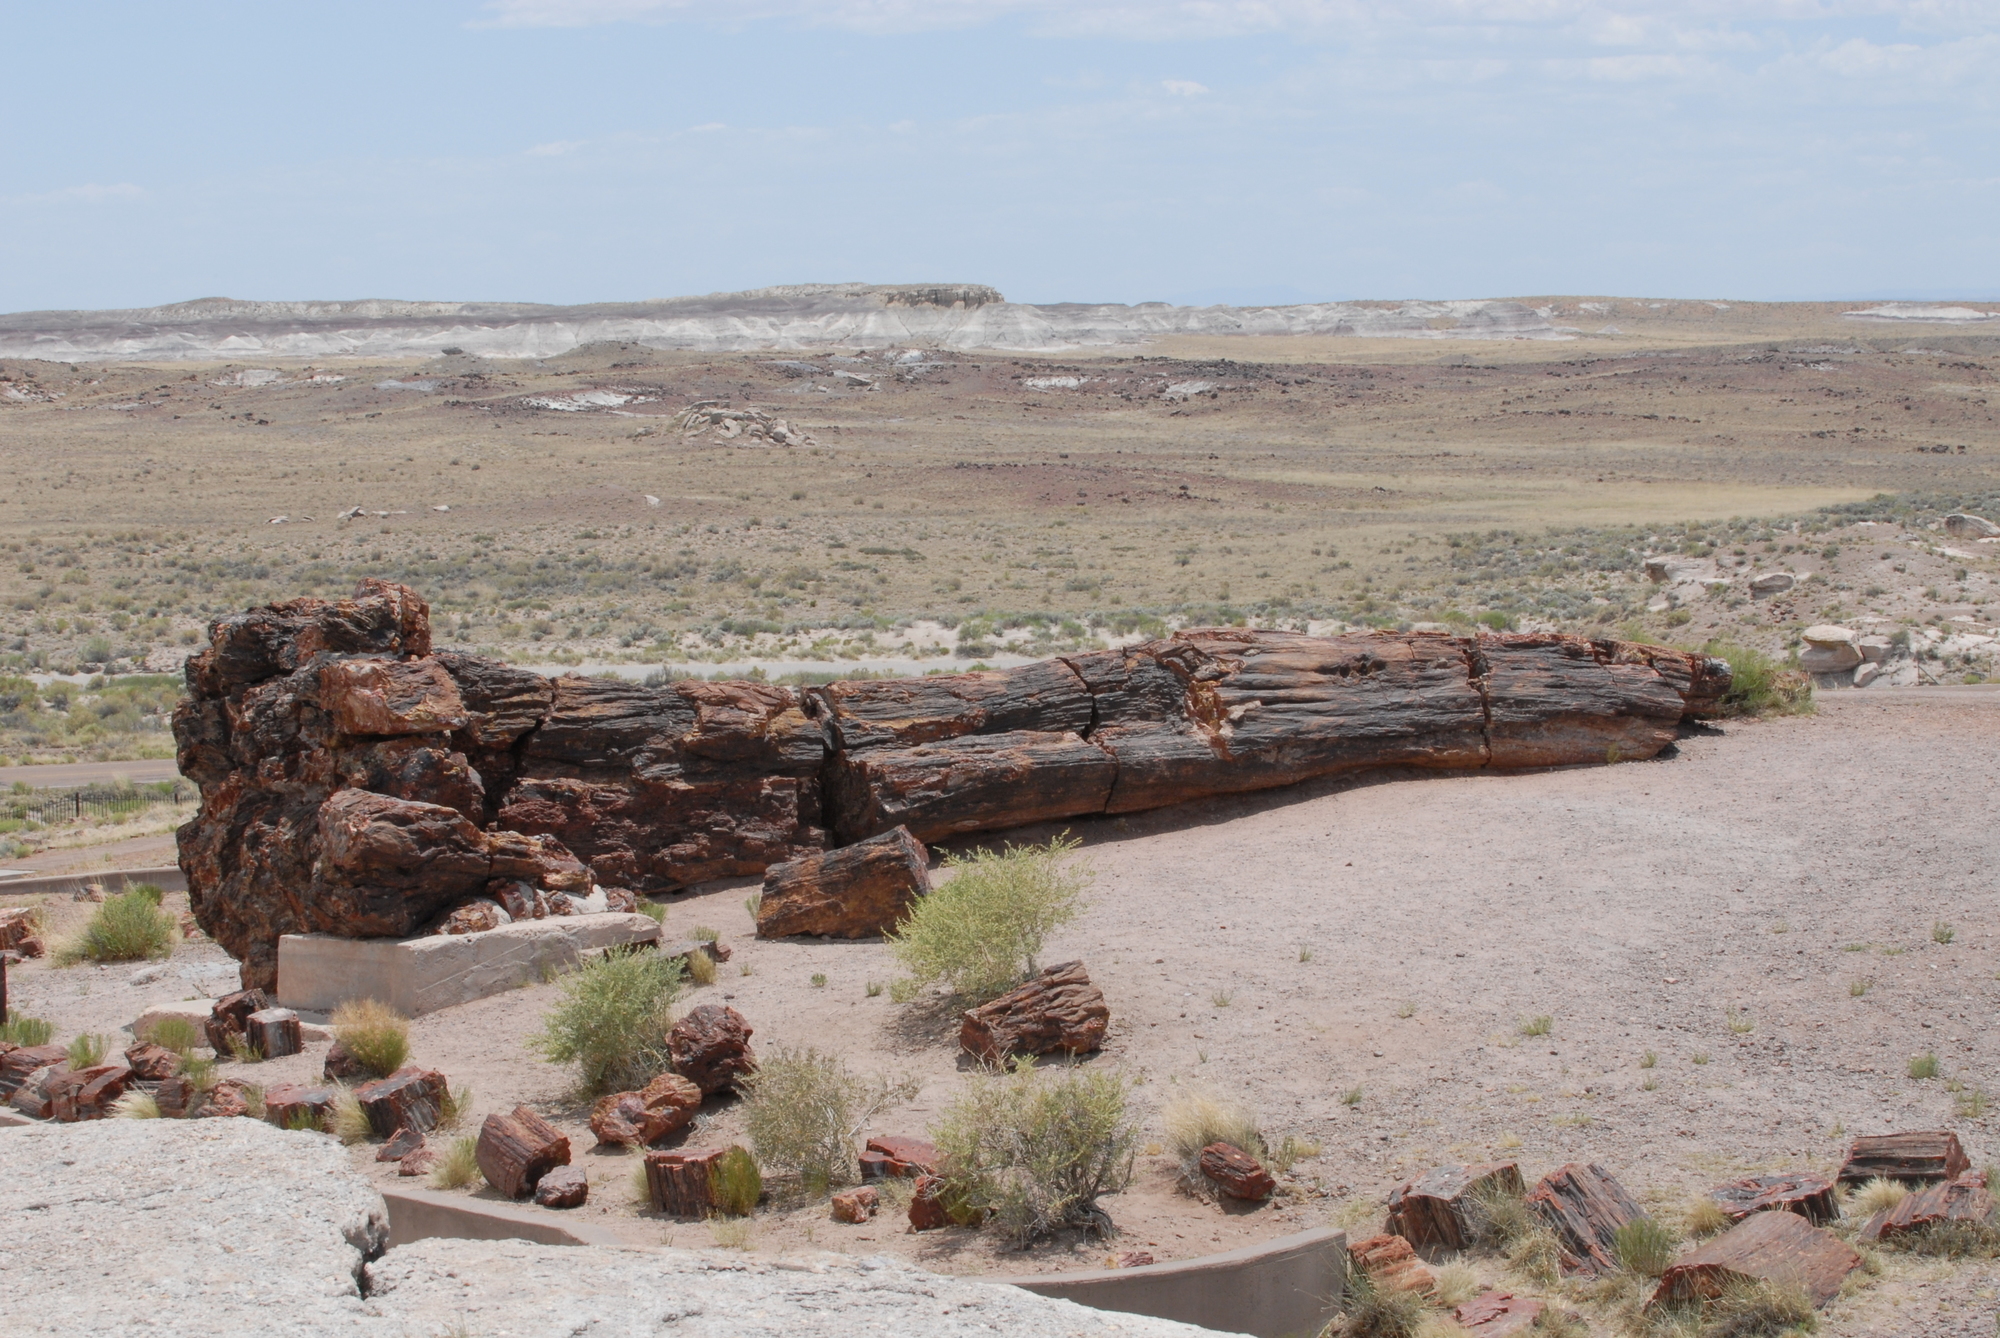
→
(12, 690, 1999, 1333)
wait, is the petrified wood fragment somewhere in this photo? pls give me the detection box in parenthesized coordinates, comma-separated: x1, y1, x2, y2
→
(354, 1065, 448, 1137)
(317, 658, 467, 737)
(1453, 1292, 1553, 1337)
(246, 1007, 303, 1061)
(1837, 1131, 1971, 1185)
(50, 1063, 130, 1122)
(154, 1075, 197, 1118)
(1651, 1209, 1861, 1309)
(668, 1004, 757, 1095)
(832, 1186, 879, 1223)
(377, 1126, 426, 1161)
(645, 1147, 724, 1217)
(908, 1173, 951, 1231)
(1199, 1143, 1276, 1201)
(535, 1165, 589, 1209)
(1710, 1173, 1839, 1226)
(863, 1135, 941, 1179)
(1347, 1234, 1435, 1294)
(1387, 1162, 1527, 1251)
(589, 1073, 702, 1148)
(478, 1105, 571, 1199)
(1528, 1162, 1645, 1277)
(0, 907, 44, 957)
(204, 989, 271, 1054)
(312, 789, 492, 937)
(195, 1077, 255, 1119)
(756, 826, 930, 939)
(1, 1044, 69, 1100)
(1858, 1172, 1995, 1244)
(263, 1083, 338, 1130)
(828, 731, 1116, 844)
(122, 1042, 181, 1082)
(11, 1062, 68, 1118)
(959, 961, 1109, 1063)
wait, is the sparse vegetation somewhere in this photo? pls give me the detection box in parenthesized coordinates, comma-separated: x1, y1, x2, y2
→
(708, 1217, 755, 1250)
(741, 1046, 907, 1194)
(1328, 1269, 1431, 1338)
(1849, 978, 1870, 997)
(865, 980, 883, 997)
(0, 1013, 53, 1046)
(1694, 1278, 1818, 1337)
(1614, 1216, 1680, 1277)
(1932, 920, 1956, 945)
(111, 1089, 162, 1119)
(1342, 1086, 1364, 1107)
(885, 834, 1088, 1002)
(710, 1146, 763, 1216)
(634, 900, 667, 926)
(528, 946, 683, 1094)
(1394, 1000, 1415, 1019)
(1726, 1009, 1754, 1034)
(1518, 1015, 1553, 1038)
(330, 999, 411, 1079)
(810, 972, 827, 988)
(1431, 1261, 1480, 1307)
(1884, 1217, 2000, 1259)
(67, 1033, 108, 1067)
(1907, 1051, 1940, 1080)
(1682, 1195, 1731, 1239)
(1162, 1086, 1263, 1184)
(684, 949, 717, 986)
(1639, 1050, 1657, 1069)
(432, 1136, 481, 1190)
(56, 887, 176, 964)
(1849, 1177, 1908, 1218)
(1507, 1225, 1564, 1287)
(138, 1014, 201, 1054)
(1954, 1086, 1989, 1119)
(1702, 641, 1813, 718)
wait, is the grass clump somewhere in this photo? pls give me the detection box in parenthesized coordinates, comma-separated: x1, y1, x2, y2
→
(111, 1089, 162, 1119)
(1614, 1216, 1680, 1277)
(1682, 1195, 1732, 1239)
(1518, 1015, 1553, 1038)
(0, 1013, 54, 1046)
(709, 1217, 755, 1250)
(635, 900, 668, 926)
(1507, 1226, 1565, 1287)
(1887, 1217, 2000, 1259)
(432, 1135, 481, 1190)
(1701, 641, 1814, 718)
(1932, 920, 1955, 945)
(1848, 1177, 1907, 1218)
(741, 1046, 909, 1194)
(326, 1085, 372, 1144)
(528, 947, 683, 1095)
(1464, 1180, 1534, 1249)
(932, 1059, 1142, 1246)
(330, 999, 411, 1079)
(710, 1146, 763, 1216)
(1328, 1270, 1432, 1338)
(138, 1014, 202, 1054)
(1726, 1009, 1754, 1034)
(1161, 1086, 1262, 1184)
(1907, 1051, 1940, 1080)
(67, 1033, 109, 1067)
(1431, 1261, 1480, 1307)
(1696, 1278, 1817, 1337)
(56, 888, 177, 964)
(684, 948, 717, 986)
(886, 834, 1088, 1002)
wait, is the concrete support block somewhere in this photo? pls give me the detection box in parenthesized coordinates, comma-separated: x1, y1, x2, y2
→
(277, 913, 660, 1016)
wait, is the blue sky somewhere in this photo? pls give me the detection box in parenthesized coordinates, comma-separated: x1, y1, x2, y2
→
(3, 1, 1997, 311)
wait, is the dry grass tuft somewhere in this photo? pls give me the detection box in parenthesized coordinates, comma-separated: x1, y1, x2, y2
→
(1507, 1226, 1564, 1287)
(1695, 1278, 1817, 1337)
(139, 1014, 202, 1054)
(431, 1136, 481, 1190)
(1161, 1086, 1263, 1182)
(327, 1085, 372, 1145)
(1848, 1177, 1908, 1218)
(111, 1089, 162, 1119)
(1431, 1261, 1480, 1307)
(331, 999, 411, 1079)
(1614, 1216, 1681, 1277)
(1682, 1195, 1732, 1239)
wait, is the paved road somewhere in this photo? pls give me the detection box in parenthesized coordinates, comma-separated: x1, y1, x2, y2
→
(0, 758, 183, 789)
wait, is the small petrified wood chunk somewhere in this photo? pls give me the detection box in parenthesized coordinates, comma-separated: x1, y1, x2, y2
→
(354, 1065, 448, 1137)
(154, 1074, 196, 1118)
(122, 1042, 181, 1081)
(1651, 1209, 1861, 1309)
(1858, 1172, 1995, 1244)
(755, 826, 930, 939)
(323, 1040, 369, 1082)
(863, 1135, 940, 1179)
(1, 1044, 71, 1100)
(0, 907, 45, 957)
(478, 1105, 572, 1199)
(245, 1007, 303, 1060)
(11, 1062, 70, 1118)
(645, 1148, 725, 1217)
(668, 1004, 756, 1095)
(1347, 1234, 1435, 1295)
(1710, 1173, 1840, 1226)
(378, 1126, 427, 1161)
(204, 988, 271, 1053)
(195, 1077, 255, 1119)
(1199, 1142, 1276, 1201)
(959, 961, 1109, 1063)
(534, 1165, 589, 1209)
(1387, 1162, 1526, 1251)
(50, 1063, 131, 1122)
(399, 1145, 439, 1176)
(589, 1073, 703, 1147)
(263, 1083, 337, 1130)
(832, 1187, 879, 1223)
(1837, 1131, 1971, 1185)
(908, 1173, 952, 1231)
(1528, 1162, 1645, 1277)
(1454, 1292, 1550, 1337)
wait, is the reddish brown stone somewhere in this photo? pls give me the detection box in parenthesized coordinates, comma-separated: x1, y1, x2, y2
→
(477, 1105, 571, 1199)
(435, 899, 510, 934)
(122, 1042, 181, 1081)
(1388, 1162, 1526, 1250)
(535, 1165, 590, 1209)
(755, 826, 930, 939)
(1652, 1209, 1862, 1309)
(828, 730, 1117, 845)
(908, 1174, 952, 1231)
(1528, 1162, 1646, 1277)
(312, 789, 494, 938)
(0, 907, 44, 957)
(1858, 1172, 1995, 1244)
(195, 1078, 255, 1119)
(154, 1075, 197, 1118)
(959, 961, 1108, 1063)
(1198, 1142, 1276, 1201)
(398, 1146, 439, 1176)
(831, 1186, 880, 1223)
(0, 1044, 67, 1100)
(323, 1040, 369, 1082)
(1347, 1234, 1435, 1295)
(863, 1135, 940, 1178)
(50, 1063, 130, 1122)
(246, 1007, 303, 1060)
(590, 1073, 701, 1148)
(1711, 1173, 1840, 1226)
(263, 1083, 337, 1130)
(667, 1004, 756, 1095)
(1837, 1131, 1971, 1185)
(1110, 1251, 1156, 1269)
(378, 1126, 427, 1161)
(10, 1062, 69, 1118)
(644, 1147, 725, 1217)
(1455, 1292, 1557, 1337)
(204, 988, 271, 1054)
(354, 1065, 448, 1137)
(318, 657, 468, 737)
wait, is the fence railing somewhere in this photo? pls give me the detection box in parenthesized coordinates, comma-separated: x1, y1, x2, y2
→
(3, 781, 194, 829)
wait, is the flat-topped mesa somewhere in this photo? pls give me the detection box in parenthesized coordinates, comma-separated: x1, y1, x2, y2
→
(175, 581, 1727, 988)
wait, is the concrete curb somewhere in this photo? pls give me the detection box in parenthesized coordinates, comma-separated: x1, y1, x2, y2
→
(993, 1227, 1348, 1338)
(381, 1186, 629, 1249)
(0, 865, 186, 899)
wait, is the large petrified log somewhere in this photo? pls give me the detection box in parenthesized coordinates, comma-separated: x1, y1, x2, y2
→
(1836, 1130, 1970, 1185)
(1651, 1209, 1861, 1309)
(477, 1105, 571, 1199)
(1387, 1162, 1527, 1251)
(1528, 1162, 1645, 1277)
(174, 580, 1728, 987)
(755, 826, 930, 938)
(958, 961, 1109, 1062)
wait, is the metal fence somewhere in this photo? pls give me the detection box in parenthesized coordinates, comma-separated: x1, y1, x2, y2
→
(4, 781, 194, 829)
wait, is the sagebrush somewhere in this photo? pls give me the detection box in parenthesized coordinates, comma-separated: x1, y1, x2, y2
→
(528, 947, 683, 1094)
(741, 1046, 908, 1193)
(886, 833, 1089, 1001)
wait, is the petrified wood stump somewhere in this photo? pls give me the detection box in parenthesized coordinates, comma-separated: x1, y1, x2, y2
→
(354, 1065, 448, 1137)
(1710, 1173, 1839, 1226)
(1347, 1234, 1435, 1294)
(263, 1082, 338, 1130)
(1858, 1172, 1995, 1243)
(755, 826, 930, 939)
(959, 961, 1109, 1063)
(204, 988, 270, 1053)
(478, 1105, 571, 1199)
(645, 1147, 725, 1217)
(589, 1073, 702, 1147)
(10, 1062, 68, 1118)
(1837, 1131, 1971, 1185)
(668, 1004, 756, 1095)
(245, 1007, 303, 1061)
(1651, 1209, 1861, 1309)
(1387, 1162, 1526, 1251)
(1528, 1162, 1645, 1277)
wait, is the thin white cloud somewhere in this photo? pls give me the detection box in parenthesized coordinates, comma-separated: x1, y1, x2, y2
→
(1162, 79, 1209, 95)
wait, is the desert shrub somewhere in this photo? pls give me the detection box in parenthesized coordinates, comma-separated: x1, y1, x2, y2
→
(685, 948, 718, 986)
(529, 947, 683, 1094)
(1267, 1133, 1321, 1174)
(1849, 1177, 1907, 1218)
(58, 888, 176, 964)
(1702, 641, 1812, 718)
(741, 1047, 875, 1193)
(886, 834, 1088, 1002)
(1885, 1217, 2000, 1259)
(635, 900, 668, 926)
(1907, 1051, 1940, 1079)
(1517, 1014, 1553, 1037)
(1614, 1216, 1680, 1277)
(330, 999, 411, 1078)
(1331, 1270, 1431, 1338)
(111, 1089, 161, 1119)
(1696, 1278, 1817, 1338)
(1162, 1086, 1263, 1183)
(67, 1033, 109, 1067)
(1465, 1180, 1534, 1248)
(327, 1085, 371, 1144)
(931, 1059, 1141, 1246)
(0, 1013, 53, 1046)
(432, 1135, 480, 1190)
(138, 1015, 202, 1055)
(710, 1146, 763, 1216)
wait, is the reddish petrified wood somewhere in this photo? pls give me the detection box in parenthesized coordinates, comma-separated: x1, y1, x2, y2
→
(122, 1042, 181, 1081)
(1454, 1292, 1550, 1337)
(832, 1187, 879, 1223)
(195, 1078, 255, 1119)
(863, 1135, 940, 1179)
(318, 658, 467, 737)
(1651, 1209, 1861, 1309)
(354, 1065, 448, 1137)
(50, 1063, 131, 1122)
(1347, 1234, 1435, 1295)
(10, 1062, 69, 1118)
(755, 826, 931, 939)
(1858, 1172, 1995, 1243)
(246, 1007, 303, 1060)
(828, 730, 1117, 845)
(0, 907, 45, 957)
(477, 1105, 571, 1199)
(1837, 1131, 1971, 1185)
(263, 1083, 337, 1130)
(154, 1075, 197, 1118)
(1710, 1173, 1840, 1226)
(1528, 1162, 1646, 1277)
(1, 1044, 70, 1100)
(959, 961, 1109, 1063)
(817, 660, 1095, 753)
(323, 1040, 369, 1082)
(1477, 633, 1686, 767)
(399, 1146, 439, 1176)
(1199, 1143, 1276, 1201)
(589, 1073, 702, 1148)
(534, 1165, 589, 1209)
(645, 1148, 726, 1217)
(1387, 1162, 1526, 1251)
(668, 1004, 757, 1095)
(1110, 1251, 1155, 1269)
(204, 988, 271, 1053)
(908, 1174, 952, 1231)
(377, 1126, 427, 1161)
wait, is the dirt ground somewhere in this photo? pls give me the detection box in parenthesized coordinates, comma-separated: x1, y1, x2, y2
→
(13, 687, 1998, 1333)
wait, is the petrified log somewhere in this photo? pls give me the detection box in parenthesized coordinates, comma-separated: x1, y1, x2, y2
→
(1, 1044, 69, 1100)
(863, 1135, 941, 1179)
(1347, 1234, 1435, 1294)
(668, 1004, 756, 1095)
(154, 1075, 197, 1118)
(818, 660, 1094, 752)
(478, 1105, 571, 1199)
(11, 1062, 69, 1118)
(828, 730, 1116, 845)
(50, 1063, 130, 1122)
(195, 1077, 255, 1119)
(1858, 1172, 1995, 1243)
(589, 1073, 702, 1147)
(204, 988, 271, 1053)
(263, 1083, 337, 1130)
(1387, 1162, 1527, 1250)
(1478, 634, 1686, 766)
(246, 1007, 303, 1060)
(645, 1148, 724, 1217)
(1837, 1131, 1970, 1185)
(323, 1040, 369, 1082)
(354, 1065, 448, 1137)
(1651, 1209, 1861, 1309)
(535, 1165, 589, 1209)
(959, 961, 1109, 1063)
(318, 658, 467, 736)
(832, 1186, 879, 1223)
(1528, 1162, 1645, 1277)
(756, 826, 930, 938)
(122, 1042, 181, 1081)
(1199, 1143, 1276, 1201)
(1710, 1173, 1839, 1226)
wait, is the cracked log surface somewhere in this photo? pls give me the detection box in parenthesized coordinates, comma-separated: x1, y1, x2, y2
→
(175, 581, 1728, 988)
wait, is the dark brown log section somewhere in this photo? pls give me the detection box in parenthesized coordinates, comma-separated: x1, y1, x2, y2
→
(477, 1105, 571, 1199)
(1710, 1173, 1839, 1226)
(1651, 1209, 1861, 1309)
(1387, 1162, 1526, 1251)
(645, 1148, 724, 1217)
(959, 961, 1109, 1062)
(756, 826, 930, 939)
(1478, 635, 1686, 767)
(355, 1066, 448, 1137)
(1858, 1173, 1995, 1243)
(828, 731, 1115, 845)
(1837, 1131, 1971, 1185)
(1528, 1162, 1646, 1277)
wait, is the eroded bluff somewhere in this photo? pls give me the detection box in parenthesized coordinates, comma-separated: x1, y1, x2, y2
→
(175, 582, 1730, 988)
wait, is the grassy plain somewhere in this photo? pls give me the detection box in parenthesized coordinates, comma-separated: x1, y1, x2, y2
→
(0, 295, 1996, 762)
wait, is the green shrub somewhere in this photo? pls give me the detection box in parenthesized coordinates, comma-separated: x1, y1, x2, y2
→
(710, 1146, 763, 1216)
(529, 947, 683, 1094)
(68, 1033, 109, 1067)
(931, 1059, 1141, 1246)
(0, 1013, 53, 1046)
(331, 999, 410, 1079)
(740, 1046, 867, 1193)
(138, 1015, 202, 1055)
(433, 1135, 480, 1190)
(57, 888, 177, 964)
(1701, 641, 1813, 717)
(886, 834, 1089, 1001)
(1908, 1051, 1940, 1080)
(1696, 1278, 1817, 1337)
(1614, 1216, 1680, 1277)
